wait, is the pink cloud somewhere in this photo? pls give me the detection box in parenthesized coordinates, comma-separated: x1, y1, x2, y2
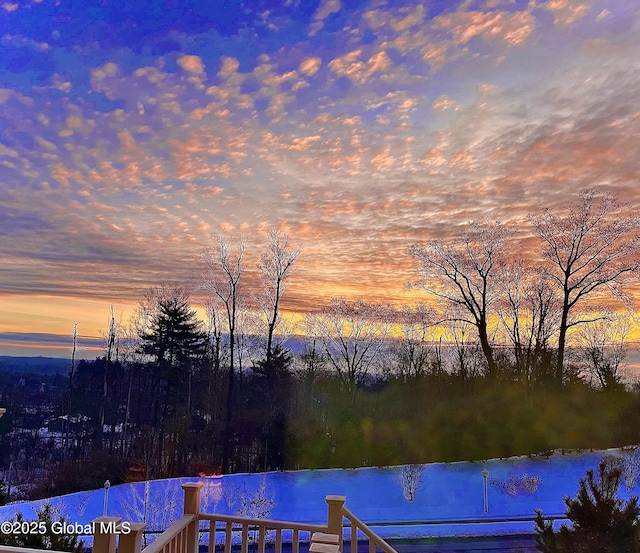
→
(178, 55, 205, 74)
(299, 57, 322, 76)
(434, 9, 535, 46)
(544, 0, 590, 27)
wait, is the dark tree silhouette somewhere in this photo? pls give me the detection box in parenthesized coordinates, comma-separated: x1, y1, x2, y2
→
(256, 228, 300, 411)
(529, 189, 640, 385)
(139, 286, 206, 472)
(317, 298, 391, 402)
(200, 233, 246, 472)
(410, 220, 516, 378)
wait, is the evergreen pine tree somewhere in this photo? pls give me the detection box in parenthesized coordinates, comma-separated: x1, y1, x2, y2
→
(0, 504, 84, 552)
(535, 459, 640, 552)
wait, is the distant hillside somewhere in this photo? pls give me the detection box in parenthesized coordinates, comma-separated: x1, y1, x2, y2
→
(0, 356, 71, 375)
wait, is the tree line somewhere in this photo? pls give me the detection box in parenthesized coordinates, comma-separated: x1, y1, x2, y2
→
(3, 189, 640, 498)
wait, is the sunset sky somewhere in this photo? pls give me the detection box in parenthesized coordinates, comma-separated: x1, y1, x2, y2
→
(1, 0, 640, 357)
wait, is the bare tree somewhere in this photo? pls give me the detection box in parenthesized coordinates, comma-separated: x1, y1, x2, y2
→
(395, 464, 425, 502)
(577, 314, 631, 389)
(234, 306, 261, 392)
(203, 299, 228, 433)
(97, 307, 119, 449)
(117, 318, 148, 458)
(294, 313, 328, 408)
(255, 229, 300, 404)
(63, 322, 80, 459)
(529, 189, 640, 384)
(441, 315, 483, 380)
(316, 298, 391, 402)
(410, 220, 516, 378)
(200, 233, 247, 472)
(390, 303, 437, 380)
(497, 259, 560, 383)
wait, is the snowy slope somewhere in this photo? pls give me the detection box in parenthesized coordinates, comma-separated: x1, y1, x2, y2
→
(1, 448, 637, 540)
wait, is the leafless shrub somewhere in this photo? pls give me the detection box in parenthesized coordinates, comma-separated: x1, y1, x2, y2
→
(67, 491, 93, 517)
(489, 473, 542, 496)
(200, 477, 224, 513)
(229, 476, 275, 519)
(621, 449, 640, 490)
(117, 480, 181, 544)
(396, 464, 425, 502)
(224, 477, 275, 543)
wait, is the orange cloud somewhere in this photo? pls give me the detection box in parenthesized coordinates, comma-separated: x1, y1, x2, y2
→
(544, 0, 590, 27)
(299, 57, 322, 76)
(178, 54, 205, 74)
(434, 9, 535, 46)
(218, 57, 240, 79)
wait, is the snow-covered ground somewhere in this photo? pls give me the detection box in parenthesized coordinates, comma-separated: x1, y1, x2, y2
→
(1, 447, 638, 542)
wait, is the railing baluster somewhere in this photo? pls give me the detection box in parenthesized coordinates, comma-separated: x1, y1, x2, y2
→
(351, 522, 357, 553)
(369, 539, 375, 553)
(225, 522, 232, 553)
(208, 520, 214, 553)
(258, 525, 266, 553)
(241, 524, 249, 553)
(292, 529, 299, 553)
(275, 528, 282, 553)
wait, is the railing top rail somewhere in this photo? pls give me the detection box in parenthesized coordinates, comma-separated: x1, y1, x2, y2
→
(141, 514, 194, 553)
(342, 507, 397, 553)
(197, 513, 327, 533)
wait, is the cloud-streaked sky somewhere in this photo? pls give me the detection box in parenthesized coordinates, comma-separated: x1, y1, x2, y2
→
(2, 0, 640, 355)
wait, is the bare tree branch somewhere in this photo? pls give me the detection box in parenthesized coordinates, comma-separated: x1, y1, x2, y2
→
(529, 189, 640, 384)
(409, 220, 516, 377)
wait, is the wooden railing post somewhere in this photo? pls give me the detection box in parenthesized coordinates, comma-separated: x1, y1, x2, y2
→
(183, 482, 203, 553)
(325, 495, 346, 552)
(117, 522, 146, 553)
(92, 516, 122, 553)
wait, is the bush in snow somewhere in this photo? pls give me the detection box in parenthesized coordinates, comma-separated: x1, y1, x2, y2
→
(489, 473, 541, 496)
(395, 464, 425, 502)
(67, 491, 93, 518)
(621, 448, 640, 491)
(200, 477, 224, 513)
(226, 476, 275, 519)
(117, 480, 181, 543)
(223, 477, 275, 543)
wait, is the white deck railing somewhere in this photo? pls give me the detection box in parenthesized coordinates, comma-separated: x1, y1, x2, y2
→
(341, 505, 396, 553)
(2, 483, 398, 553)
(198, 512, 327, 553)
(127, 483, 395, 553)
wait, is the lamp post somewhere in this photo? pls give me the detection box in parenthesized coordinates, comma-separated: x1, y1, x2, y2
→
(482, 469, 489, 513)
(103, 480, 111, 516)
